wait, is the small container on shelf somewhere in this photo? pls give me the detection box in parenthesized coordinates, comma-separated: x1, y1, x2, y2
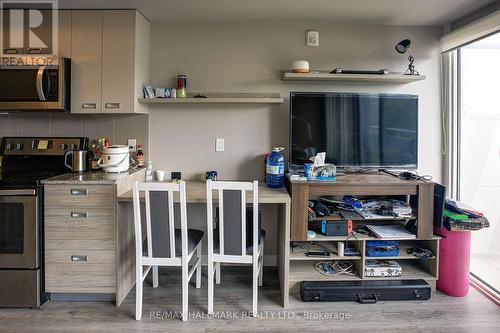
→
(177, 74, 187, 98)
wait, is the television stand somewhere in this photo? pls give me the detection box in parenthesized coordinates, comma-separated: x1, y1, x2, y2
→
(281, 172, 438, 307)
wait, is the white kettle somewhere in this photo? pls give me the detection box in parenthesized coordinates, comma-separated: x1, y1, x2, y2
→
(97, 145, 130, 173)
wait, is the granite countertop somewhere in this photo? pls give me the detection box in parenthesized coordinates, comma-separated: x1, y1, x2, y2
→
(42, 167, 145, 185)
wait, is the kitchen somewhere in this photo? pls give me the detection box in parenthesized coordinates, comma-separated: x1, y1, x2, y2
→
(1, 1, 500, 332)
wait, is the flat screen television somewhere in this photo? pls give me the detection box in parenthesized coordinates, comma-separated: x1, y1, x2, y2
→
(290, 92, 418, 168)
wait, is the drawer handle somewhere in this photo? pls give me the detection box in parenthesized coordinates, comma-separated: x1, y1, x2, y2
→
(70, 211, 88, 219)
(27, 47, 42, 54)
(71, 255, 88, 262)
(82, 103, 96, 109)
(4, 48, 19, 54)
(70, 188, 87, 196)
(105, 102, 120, 109)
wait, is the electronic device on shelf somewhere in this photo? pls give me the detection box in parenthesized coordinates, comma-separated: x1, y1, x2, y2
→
(306, 250, 330, 258)
(330, 68, 389, 75)
(290, 92, 418, 168)
(309, 220, 352, 237)
(366, 240, 400, 257)
(364, 260, 402, 277)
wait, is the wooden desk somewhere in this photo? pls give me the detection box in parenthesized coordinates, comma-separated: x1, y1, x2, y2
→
(116, 181, 292, 308)
(117, 181, 291, 204)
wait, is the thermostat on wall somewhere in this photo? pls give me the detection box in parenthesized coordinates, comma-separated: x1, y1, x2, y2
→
(306, 30, 319, 47)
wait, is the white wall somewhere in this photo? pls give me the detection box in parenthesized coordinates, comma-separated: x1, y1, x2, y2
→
(148, 21, 443, 182)
(147, 21, 443, 261)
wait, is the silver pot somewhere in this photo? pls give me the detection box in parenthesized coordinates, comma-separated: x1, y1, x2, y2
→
(64, 150, 88, 172)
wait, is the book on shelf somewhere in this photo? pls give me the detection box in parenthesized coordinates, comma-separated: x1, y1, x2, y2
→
(366, 225, 416, 240)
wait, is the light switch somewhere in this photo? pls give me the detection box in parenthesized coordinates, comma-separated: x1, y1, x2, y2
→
(216, 138, 224, 152)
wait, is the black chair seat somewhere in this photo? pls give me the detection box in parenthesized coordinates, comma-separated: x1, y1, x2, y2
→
(143, 228, 204, 257)
(213, 229, 266, 255)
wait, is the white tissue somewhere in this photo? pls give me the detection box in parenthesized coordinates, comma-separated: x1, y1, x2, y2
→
(310, 152, 326, 167)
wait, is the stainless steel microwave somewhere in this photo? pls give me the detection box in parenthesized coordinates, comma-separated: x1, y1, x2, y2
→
(0, 58, 70, 112)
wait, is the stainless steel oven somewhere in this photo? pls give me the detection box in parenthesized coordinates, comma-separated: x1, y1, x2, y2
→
(0, 189, 38, 268)
(0, 188, 41, 307)
(0, 58, 70, 112)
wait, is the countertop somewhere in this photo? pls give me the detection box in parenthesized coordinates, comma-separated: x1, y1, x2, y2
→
(42, 167, 145, 185)
(117, 180, 291, 204)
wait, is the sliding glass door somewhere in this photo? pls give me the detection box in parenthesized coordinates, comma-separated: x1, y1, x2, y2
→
(458, 32, 500, 293)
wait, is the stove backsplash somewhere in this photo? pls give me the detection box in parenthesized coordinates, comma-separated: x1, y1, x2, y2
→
(0, 113, 149, 161)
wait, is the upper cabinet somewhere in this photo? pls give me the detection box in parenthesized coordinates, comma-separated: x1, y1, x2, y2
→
(71, 10, 150, 114)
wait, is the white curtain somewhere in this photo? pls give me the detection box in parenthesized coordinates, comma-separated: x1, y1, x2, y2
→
(441, 51, 458, 199)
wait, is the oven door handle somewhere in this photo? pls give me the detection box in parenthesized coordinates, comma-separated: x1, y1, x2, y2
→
(0, 189, 37, 196)
(36, 66, 47, 101)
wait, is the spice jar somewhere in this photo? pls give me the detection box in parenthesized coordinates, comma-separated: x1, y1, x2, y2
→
(177, 74, 187, 98)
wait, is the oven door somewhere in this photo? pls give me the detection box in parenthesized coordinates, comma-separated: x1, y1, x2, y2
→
(0, 189, 38, 269)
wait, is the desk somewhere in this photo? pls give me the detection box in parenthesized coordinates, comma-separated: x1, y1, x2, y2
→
(116, 181, 292, 308)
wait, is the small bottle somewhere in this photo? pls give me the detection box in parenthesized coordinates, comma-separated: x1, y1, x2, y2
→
(177, 74, 187, 98)
(145, 161, 154, 182)
(136, 145, 144, 167)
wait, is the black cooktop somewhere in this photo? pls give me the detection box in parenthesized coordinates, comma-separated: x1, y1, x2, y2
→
(0, 167, 67, 187)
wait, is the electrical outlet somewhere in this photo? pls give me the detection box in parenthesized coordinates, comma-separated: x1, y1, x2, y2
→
(128, 139, 137, 152)
(306, 30, 319, 47)
(216, 138, 224, 152)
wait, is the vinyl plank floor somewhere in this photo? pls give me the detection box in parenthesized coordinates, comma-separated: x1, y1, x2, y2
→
(1, 267, 499, 333)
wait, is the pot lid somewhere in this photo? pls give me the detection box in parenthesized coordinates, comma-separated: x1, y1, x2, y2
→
(102, 145, 129, 154)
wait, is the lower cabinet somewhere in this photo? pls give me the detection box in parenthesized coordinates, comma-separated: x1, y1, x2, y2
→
(44, 184, 116, 293)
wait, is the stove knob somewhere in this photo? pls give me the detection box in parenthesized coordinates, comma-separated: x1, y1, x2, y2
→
(5, 143, 13, 150)
(60, 143, 68, 150)
(70, 144, 78, 150)
(16, 143, 24, 150)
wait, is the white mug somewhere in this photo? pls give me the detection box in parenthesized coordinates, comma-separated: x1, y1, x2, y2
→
(156, 170, 165, 181)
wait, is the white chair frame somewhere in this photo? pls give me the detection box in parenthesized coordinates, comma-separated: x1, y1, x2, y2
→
(133, 181, 202, 321)
(206, 180, 264, 316)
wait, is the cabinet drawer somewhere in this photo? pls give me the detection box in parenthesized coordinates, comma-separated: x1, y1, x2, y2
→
(45, 249, 115, 293)
(45, 207, 114, 242)
(45, 185, 115, 208)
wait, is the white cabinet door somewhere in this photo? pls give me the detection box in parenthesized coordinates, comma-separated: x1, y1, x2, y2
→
(71, 10, 102, 113)
(101, 10, 135, 113)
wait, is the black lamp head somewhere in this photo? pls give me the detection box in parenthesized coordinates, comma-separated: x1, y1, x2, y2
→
(396, 39, 411, 54)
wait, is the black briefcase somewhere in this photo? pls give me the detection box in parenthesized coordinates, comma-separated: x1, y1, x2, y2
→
(300, 279, 431, 303)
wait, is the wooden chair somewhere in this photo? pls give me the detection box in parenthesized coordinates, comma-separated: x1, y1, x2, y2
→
(206, 180, 264, 316)
(132, 181, 203, 321)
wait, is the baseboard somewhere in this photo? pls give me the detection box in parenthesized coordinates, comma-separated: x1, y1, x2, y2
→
(50, 293, 115, 302)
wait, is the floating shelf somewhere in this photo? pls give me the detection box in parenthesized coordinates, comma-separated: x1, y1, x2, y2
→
(281, 70, 426, 83)
(138, 93, 284, 104)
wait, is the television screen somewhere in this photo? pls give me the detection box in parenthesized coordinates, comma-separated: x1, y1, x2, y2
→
(290, 92, 418, 168)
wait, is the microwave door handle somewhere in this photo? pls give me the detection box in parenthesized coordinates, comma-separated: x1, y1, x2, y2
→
(36, 66, 47, 101)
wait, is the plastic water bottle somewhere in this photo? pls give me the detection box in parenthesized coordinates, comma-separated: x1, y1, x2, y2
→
(266, 147, 285, 188)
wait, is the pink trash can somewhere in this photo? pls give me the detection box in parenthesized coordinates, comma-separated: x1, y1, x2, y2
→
(434, 227, 471, 297)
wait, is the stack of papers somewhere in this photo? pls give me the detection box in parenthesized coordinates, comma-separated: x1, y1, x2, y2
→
(366, 225, 416, 239)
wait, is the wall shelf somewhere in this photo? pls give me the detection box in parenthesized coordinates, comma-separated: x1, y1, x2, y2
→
(138, 93, 284, 105)
(281, 71, 426, 83)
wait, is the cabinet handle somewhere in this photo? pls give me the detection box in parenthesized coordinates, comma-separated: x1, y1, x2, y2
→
(70, 188, 87, 196)
(82, 103, 96, 109)
(105, 103, 120, 109)
(4, 48, 18, 54)
(27, 47, 42, 54)
(71, 255, 88, 262)
(70, 211, 88, 219)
